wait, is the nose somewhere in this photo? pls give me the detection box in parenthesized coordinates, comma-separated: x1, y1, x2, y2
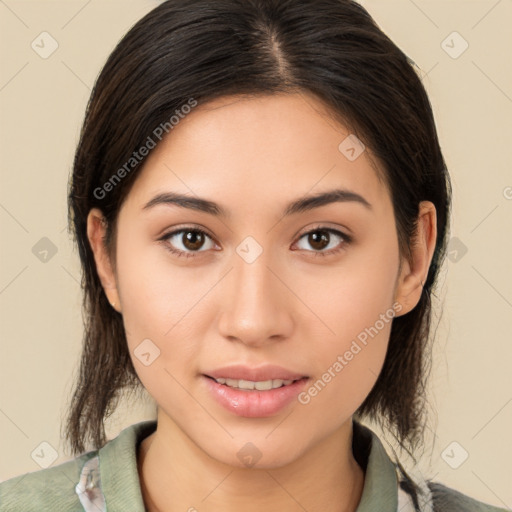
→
(217, 248, 294, 348)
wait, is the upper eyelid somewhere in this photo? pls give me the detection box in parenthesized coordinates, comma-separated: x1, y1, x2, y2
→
(296, 225, 349, 239)
(161, 226, 216, 244)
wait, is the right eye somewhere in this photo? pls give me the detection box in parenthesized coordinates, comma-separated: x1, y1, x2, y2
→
(160, 227, 218, 258)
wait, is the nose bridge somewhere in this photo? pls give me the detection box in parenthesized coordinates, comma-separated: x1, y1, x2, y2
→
(234, 246, 274, 303)
(217, 241, 292, 344)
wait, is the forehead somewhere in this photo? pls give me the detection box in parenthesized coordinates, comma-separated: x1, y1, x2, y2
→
(122, 93, 390, 218)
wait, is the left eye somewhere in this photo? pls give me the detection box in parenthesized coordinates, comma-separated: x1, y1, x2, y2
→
(294, 227, 350, 255)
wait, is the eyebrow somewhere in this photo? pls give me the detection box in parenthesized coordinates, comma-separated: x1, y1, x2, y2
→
(142, 188, 372, 218)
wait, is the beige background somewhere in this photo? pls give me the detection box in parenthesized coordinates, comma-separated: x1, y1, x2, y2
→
(0, 0, 511, 508)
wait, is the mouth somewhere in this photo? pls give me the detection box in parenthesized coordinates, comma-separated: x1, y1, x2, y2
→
(202, 367, 310, 417)
(204, 375, 307, 391)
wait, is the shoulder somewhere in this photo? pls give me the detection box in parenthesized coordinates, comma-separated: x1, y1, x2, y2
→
(0, 451, 96, 512)
(360, 418, 508, 512)
(429, 481, 509, 512)
(0, 420, 156, 512)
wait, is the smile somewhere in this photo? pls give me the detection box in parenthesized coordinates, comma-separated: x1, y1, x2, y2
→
(212, 377, 299, 390)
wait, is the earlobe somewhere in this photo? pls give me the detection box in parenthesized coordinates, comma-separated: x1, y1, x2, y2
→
(394, 201, 437, 316)
(86, 208, 121, 312)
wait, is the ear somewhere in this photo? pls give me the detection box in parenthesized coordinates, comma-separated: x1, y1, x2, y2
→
(86, 208, 121, 313)
(394, 201, 437, 316)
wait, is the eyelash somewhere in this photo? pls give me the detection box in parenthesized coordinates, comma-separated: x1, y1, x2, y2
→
(159, 225, 352, 259)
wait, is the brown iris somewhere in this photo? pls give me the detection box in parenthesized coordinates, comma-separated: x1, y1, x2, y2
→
(307, 230, 330, 251)
(181, 231, 206, 251)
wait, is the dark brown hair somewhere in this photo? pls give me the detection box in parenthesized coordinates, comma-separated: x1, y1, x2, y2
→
(65, 0, 451, 463)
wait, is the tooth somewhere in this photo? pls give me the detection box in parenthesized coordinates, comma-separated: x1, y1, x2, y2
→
(238, 379, 255, 390)
(255, 380, 273, 390)
(218, 378, 297, 390)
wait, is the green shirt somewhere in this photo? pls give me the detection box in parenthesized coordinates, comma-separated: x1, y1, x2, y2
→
(0, 419, 507, 511)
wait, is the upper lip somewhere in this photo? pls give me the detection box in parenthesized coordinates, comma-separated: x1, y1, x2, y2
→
(204, 365, 308, 382)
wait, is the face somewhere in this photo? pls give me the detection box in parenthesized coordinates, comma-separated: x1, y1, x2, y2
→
(90, 92, 424, 468)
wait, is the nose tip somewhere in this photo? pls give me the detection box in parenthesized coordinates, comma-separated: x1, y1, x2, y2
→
(216, 258, 294, 347)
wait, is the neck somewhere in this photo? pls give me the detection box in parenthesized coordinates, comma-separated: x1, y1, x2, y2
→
(137, 412, 365, 512)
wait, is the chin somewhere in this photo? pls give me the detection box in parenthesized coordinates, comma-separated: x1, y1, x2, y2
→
(204, 437, 306, 470)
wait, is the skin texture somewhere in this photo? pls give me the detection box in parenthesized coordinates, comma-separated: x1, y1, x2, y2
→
(87, 92, 437, 512)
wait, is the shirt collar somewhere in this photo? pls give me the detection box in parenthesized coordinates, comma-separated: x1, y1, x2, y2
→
(78, 419, 399, 511)
(351, 419, 399, 512)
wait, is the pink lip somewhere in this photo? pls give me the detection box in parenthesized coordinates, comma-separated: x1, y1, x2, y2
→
(202, 365, 309, 417)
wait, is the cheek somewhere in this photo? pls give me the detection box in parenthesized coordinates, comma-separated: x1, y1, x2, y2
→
(297, 303, 393, 427)
(113, 233, 211, 392)
(299, 227, 399, 342)
(115, 230, 210, 337)
(295, 234, 399, 412)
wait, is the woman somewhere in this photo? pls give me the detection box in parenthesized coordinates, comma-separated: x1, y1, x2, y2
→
(0, 0, 506, 511)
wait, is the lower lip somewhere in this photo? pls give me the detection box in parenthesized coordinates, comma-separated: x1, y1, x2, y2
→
(203, 376, 309, 417)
